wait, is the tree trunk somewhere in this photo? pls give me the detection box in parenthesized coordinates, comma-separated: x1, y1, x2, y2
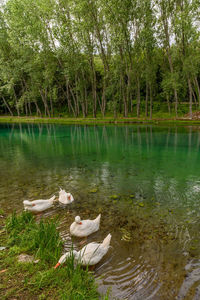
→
(75, 75, 80, 117)
(191, 85, 197, 109)
(167, 95, 171, 114)
(28, 101, 32, 116)
(194, 76, 200, 108)
(126, 66, 131, 114)
(44, 88, 50, 117)
(102, 81, 106, 117)
(84, 84, 88, 117)
(145, 82, 148, 117)
(2, 96, 13, 116)
(188, 78, 193, 119)
(66, 81, 71, 114)
(114, 101, 117, 119)
(121, 74, 128, 118)
(49, 94, 54, 117)
(119, 48, 128, 117)
(174, 88, 178, 118)
(161, 8, 178, 118)
(66, 79, 76, 116)
(123, 93, 128, 117)
(68, 84, 78, 117)
(136, 76, 141, 118)
(13, 87, 20, 116)
(89, 56, 97, 118)
(39, 89, 50, 117)
(150, 85, 153, 119)
(25, 101, 28, 116)
(34, 100, 41, 117)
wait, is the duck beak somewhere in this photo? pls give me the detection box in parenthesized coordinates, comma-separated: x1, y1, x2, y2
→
(54, 262, 61, 269)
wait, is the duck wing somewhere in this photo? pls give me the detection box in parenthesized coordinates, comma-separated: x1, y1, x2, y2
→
(79, 242, 107, 265)
(70, 220, 98, 237)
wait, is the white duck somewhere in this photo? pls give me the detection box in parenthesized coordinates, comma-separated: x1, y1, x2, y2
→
(58, 188, 74, 204)
(54, 233, 111, 268)
(23, 195, 56, 213)
(70, 214, 101, 237)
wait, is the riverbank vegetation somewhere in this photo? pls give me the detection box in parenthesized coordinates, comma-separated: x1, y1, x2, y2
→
(0, 211, 105, 299)
(0, 0, 200, 119)
(1, 116, 200, 126)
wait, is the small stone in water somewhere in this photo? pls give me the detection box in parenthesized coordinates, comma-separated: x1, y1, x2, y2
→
(0, 247, 6, 251)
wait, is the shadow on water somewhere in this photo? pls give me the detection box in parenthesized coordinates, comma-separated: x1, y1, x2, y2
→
(1, 123, 200, 299)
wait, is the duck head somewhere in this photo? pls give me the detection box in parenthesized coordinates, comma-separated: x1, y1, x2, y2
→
(23, 200, 35, 207)
(54, 251, 78, 269)
(75, 216, 82, 225)
(66, 193, 72, 201)
(58, 189, 74, 204)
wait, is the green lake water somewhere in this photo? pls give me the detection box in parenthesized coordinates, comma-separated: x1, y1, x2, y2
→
(1, 123, 200, 299)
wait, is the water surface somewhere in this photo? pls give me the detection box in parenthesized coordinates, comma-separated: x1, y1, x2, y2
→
(1, 123, 200, 299)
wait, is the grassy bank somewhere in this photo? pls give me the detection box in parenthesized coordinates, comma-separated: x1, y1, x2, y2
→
(0, 211, 107, 300)
(1, 115, 200, 126)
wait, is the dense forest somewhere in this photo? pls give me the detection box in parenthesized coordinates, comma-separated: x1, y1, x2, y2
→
(0, 0, 200, 118)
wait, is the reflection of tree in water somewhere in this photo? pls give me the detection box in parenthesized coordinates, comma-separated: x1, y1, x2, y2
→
(1, 124, 200, 198)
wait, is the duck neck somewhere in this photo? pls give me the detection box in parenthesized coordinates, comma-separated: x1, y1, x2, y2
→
(71, 250, 79, 259)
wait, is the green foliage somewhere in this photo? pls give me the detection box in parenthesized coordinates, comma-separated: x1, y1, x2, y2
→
(6, 211, 63, 264)
(32, 261, 99, 300)
(6, 210, 35, 235)
(34, 220, 63, 263)
(0, 0, 200, 118)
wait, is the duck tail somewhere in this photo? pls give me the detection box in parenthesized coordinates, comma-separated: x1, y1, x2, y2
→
(49, 195, 56, 202)
(94, 214, 101, 224)
(102, 233, 112, 248)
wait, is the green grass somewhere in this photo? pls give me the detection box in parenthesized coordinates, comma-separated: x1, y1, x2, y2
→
(0, 211, 106, 299)
(6, 211, 62, 264)
(1, 114, 200, 126)
(32, 263, 99, 299)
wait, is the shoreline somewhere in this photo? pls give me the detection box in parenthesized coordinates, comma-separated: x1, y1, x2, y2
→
(1, 116, 200, 126)
(0, 211, 105, 299)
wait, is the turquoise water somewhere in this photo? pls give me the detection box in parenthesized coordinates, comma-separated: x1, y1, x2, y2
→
(1, 123, 200, 299)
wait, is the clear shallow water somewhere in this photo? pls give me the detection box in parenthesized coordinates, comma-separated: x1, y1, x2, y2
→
(1, 123, 200, 299)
